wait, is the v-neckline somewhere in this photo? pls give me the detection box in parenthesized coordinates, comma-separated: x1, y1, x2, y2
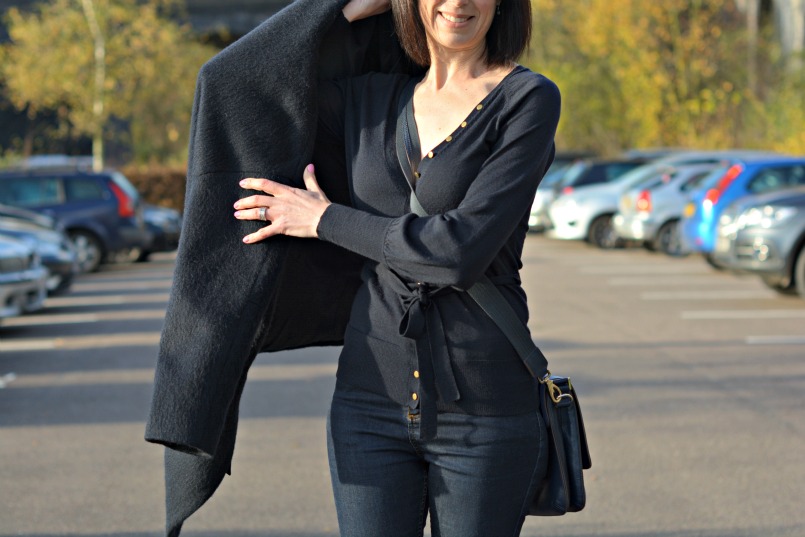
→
(410, 65, 524, 163)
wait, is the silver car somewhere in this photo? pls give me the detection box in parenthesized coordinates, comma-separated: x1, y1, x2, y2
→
(613, 163, 720, 255)
(528, 163, 572, 231)
(0, 234, 48, 319)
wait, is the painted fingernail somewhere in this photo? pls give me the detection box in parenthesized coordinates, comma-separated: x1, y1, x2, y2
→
(243, 236, 251, 243)
(239, 180, 247, 186)
(234, 211, 241, 217)
(306, 164, 315, 173)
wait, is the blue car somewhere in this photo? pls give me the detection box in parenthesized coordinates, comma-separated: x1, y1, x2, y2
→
(0, 167, 152, 272)
(680, 157, 805, 263)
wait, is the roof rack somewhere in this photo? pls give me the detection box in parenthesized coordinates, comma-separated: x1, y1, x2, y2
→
(1, 155, 95, 173)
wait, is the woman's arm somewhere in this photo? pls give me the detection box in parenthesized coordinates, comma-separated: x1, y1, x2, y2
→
(235, 78, 561, 289)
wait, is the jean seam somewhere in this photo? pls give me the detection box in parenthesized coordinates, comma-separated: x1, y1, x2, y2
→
(418, 472, 429, 536)
(512, 412, 548, 537)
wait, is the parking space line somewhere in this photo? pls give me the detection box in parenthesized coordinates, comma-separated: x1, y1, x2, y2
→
(0, 332, 162, 352)
(746, 335, 805, 345)
(642, 290, 777, 300)
(44, 293, 170, 307)
(1, 309, 166, 327)
(682, 309, 805, 320)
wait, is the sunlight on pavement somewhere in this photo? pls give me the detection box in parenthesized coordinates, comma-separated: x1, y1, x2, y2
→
(1, 309, 167, 327)
(0, 332, 162, 352)
(70, 280, 174, 292)
(3, 363, 338, 388)
(44, 293, 170, 307)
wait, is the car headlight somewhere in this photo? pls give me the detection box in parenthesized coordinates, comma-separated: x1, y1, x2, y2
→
(737, 205, 798, 229)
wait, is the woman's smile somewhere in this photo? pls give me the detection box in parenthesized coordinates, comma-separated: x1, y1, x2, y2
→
(439, 12, 472, 25)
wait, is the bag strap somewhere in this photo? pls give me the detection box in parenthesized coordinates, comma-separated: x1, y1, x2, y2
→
(394, 79, 551, 382)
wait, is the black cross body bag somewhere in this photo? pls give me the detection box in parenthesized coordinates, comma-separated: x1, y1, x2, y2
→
(394, 79, 591, 516)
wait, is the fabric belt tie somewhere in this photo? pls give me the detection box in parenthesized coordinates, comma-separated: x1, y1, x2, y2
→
(398, 282, 460, 440)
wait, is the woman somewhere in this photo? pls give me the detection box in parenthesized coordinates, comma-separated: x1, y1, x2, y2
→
(234, 0, 560, 534)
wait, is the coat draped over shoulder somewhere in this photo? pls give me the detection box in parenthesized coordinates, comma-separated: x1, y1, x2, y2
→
(144, 1, 414, 534)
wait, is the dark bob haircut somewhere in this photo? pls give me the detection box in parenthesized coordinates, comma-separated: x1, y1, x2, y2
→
(391, 0, 532, 67)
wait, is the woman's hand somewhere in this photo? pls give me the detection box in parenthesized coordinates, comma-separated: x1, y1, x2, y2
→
(234, 164, 330, 243)
(342, 0, 390, 23)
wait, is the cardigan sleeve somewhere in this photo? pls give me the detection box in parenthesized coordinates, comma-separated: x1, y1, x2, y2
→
(317, 76, 561, 290)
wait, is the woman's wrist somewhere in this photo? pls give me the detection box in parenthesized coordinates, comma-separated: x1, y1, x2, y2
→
(342, 0, 390, 23)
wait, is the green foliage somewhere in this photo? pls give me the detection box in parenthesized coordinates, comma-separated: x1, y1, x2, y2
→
(527, 0, 805, 155)
(0, 0, 217, 164)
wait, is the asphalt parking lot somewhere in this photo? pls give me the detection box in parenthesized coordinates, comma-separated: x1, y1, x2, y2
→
(1, 236, 804, 537)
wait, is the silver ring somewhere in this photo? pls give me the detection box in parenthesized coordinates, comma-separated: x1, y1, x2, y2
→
(258, 207, 267, 222)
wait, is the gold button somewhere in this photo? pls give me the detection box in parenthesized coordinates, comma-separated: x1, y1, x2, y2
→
(414, 172, 421, 178)
(445, 135, 453, 142)
(476, 104, 483, 111)
(461, 121, 467, 128)
(414, 370, 420, 379)
(412, 393, 418, 401)
(428, 151, 434, 159)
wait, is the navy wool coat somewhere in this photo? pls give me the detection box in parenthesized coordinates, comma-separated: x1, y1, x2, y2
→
(144, 1, 415, 534)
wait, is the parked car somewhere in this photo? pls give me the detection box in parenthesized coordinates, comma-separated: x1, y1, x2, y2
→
(0, 234, 48, 319)
(529, 152, 596, 232)
(0, 206, 78, 295)
(138, 204, 182, 261)
(680, 157, 805, 265)
(546, 158, 649, 246)
(0, 166, 152, 272)
(711, 186, 805, 297)
(529, 163, 572, 231)
(550, 151, 783, 249)
(613, 163, 720, 255)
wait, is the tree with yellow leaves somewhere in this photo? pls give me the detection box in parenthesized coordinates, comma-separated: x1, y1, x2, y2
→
(0, 0, 216, 167)
(528, 0, 800, 154)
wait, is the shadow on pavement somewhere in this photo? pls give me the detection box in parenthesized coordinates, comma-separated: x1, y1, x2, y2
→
(0, 375, 336, 427)
(5, 528, 804, 537)
(1, 533, 338, 537)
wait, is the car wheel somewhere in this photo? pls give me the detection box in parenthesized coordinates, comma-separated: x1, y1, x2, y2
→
(69, 230, 104, 273)
(704, 253, 725, 271)
(136, 250, 152, 263)
(587, 215, 621, 249)
(759, 275, 798, 296)
(795, 244, 805, 299)
(655, 220, 687, 257)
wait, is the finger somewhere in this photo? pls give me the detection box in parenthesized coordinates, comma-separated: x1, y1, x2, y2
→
(302, 164, 322, 194)
(234, 207, 270, 221)
(243, 222, 282, 244)
(233, 194, 274, 210)
(240, 178, 291, 195)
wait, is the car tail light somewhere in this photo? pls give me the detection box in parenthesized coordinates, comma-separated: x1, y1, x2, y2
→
(636, 190, 652, 213)
(704, 164, 743, 206)
(562, 186, 574, 196)
(109, 181, 135, 218)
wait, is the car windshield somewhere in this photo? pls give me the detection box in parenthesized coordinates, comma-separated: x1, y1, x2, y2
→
(556, 161, 587, 188)
(680, 167, 726, 192)
(571, 162, 644, 187)
(540, 163, 572, 187)
(686, 166, 730, 194)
